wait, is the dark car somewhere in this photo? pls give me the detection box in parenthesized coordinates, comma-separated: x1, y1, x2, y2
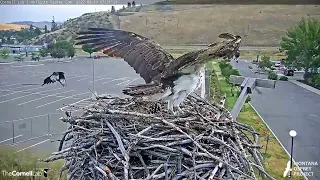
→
(284, 69, 294, 76)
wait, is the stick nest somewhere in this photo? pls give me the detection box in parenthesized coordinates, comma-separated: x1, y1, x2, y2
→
(43, 94, 275, 180)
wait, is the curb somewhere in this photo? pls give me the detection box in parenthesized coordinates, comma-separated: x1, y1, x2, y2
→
(289, 80, 320, 96)
(0, 62, 15, 65)
(249, 103, 308, 180)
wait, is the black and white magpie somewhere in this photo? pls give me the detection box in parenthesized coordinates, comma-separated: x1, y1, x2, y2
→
(42, 72, 66, 87)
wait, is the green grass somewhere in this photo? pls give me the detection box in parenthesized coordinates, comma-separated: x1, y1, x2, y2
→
(0, 146, 65, 180)
(208, 62, 305, 180)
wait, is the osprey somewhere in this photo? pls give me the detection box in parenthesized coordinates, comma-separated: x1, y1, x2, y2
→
(75, 28, 241, 114)
(42, 72, 66, 87)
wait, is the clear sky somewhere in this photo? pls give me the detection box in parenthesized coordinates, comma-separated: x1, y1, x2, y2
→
(0, 5, 125, 23)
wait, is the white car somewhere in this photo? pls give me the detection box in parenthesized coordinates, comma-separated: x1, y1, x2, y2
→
(275, 62, 281, 67)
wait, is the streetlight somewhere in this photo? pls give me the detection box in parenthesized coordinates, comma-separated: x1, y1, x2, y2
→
(289, 130, 297, 178)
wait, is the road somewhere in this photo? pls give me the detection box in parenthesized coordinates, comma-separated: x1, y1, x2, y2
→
(231, 60, 320, 180)
(0, 56, 144, 154)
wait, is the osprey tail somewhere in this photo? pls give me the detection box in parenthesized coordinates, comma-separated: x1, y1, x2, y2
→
(122, 83, 170, 101)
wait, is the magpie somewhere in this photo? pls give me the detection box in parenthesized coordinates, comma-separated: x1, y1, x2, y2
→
(42, 72, 66, 87)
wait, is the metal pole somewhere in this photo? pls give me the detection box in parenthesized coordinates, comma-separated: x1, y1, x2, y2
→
(200, 66, 206, 98)
(30, 119, 33, 137)
(47, 114, 50, 135)
(93, 59, 95, 92)
(12, 122, 15, 144)
(264, 134, 270, 155)
(289, 136, 294, 178)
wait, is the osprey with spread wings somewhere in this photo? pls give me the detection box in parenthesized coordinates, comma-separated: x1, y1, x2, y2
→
(75, 28, 241, 114)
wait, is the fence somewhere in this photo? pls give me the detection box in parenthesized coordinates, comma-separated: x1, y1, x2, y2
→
(0, 113, 68, 147)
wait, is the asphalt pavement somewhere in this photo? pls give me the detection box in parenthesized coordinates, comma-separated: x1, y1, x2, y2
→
(231, 60, 320, 180)
(0, 56, 144, 154)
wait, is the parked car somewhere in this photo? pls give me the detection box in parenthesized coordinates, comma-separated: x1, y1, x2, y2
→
(93, 55, 100, 59)
(275, 62, 281, 67)
(283, 69, 294, 76)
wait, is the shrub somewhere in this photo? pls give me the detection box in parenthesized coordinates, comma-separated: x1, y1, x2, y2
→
(0, 49, 9, 59)
(268, 71, 278, 80)
(279, 76, 288, 81)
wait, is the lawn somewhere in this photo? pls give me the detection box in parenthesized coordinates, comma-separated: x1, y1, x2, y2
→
(209, 62, 305, 180)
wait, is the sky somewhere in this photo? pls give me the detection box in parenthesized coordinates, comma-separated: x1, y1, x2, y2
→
(0, 5, 126, 23)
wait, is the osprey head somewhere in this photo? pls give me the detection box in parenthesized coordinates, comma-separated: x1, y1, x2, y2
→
(208, 33, 242, 62)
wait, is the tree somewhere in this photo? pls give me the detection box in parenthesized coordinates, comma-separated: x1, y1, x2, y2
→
(14, 54, 24, 61)
(51, 48, 66, 59)
(82, 44, 95, 57)
(39, 47, 48, 57)
(280, 17, 320, 79)
(127, 2, 131, 7)
(34, 27, 42, 36)
(48, 40, 73, 60)
(29, 24, 34, 31)
(111, 6, 116, 13)
(132, 1, 135, 6)
(67, 47, 75, 59)
(0, 49, 9, 59)
(44, 25, 48, 33)
(258, 55, 273, 70)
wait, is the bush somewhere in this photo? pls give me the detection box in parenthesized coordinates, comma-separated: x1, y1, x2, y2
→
(268, 71, 278, 80)
(14, 54, 24, 61)
(0, 49, 9, 59)
(258, 55, 273, 70)
(279, 76, 288, 81)
(218, 61, 231, 70)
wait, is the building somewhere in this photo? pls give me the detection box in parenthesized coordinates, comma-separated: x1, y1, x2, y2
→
(0, 44, 43, 54)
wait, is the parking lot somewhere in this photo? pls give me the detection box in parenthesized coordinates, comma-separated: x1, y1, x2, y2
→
(0, 56, 144, 153)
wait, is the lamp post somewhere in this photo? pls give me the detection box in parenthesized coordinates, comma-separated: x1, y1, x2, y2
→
(289, 130, 297, 178)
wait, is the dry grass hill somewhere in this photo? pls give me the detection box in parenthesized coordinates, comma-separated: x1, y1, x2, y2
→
(31, 4, 320, 46)
(0, 24, 29, 31)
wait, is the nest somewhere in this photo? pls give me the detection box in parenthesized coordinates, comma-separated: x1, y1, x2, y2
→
(43, 94, 275, 180)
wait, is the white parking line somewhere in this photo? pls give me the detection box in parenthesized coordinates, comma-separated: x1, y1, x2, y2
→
(58, 97, 90, 111)
(36, 92, 90, 108)
(16, 139, 50, 153)
(77, 77, 92, 81)
(11, 64, 44, 67)
(116, 78, 139, 86)
(39, 58, 53, 62)
(101, 77, 130, 84)
(0, 134, 23, 144)
(0, 88, 63, 104)
(17, 90, 76, 106)
(67, 75, 90, 80)
(0, 82, 27, 88)
(0, 86, 48, 98)
(30, 72, 51, 77)
(89, 77, 112, 83)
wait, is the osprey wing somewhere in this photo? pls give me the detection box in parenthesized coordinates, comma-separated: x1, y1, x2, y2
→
(75, 28, 176, 83)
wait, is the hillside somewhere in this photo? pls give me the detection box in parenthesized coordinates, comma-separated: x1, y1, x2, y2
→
(31, 11, 115, 45)
(0, 24, 29, 31)
(31, 4, 320, 46)
(10, 21, 63, 29)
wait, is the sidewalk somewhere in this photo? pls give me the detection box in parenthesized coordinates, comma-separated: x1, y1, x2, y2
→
(289, 79, 320, 96)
